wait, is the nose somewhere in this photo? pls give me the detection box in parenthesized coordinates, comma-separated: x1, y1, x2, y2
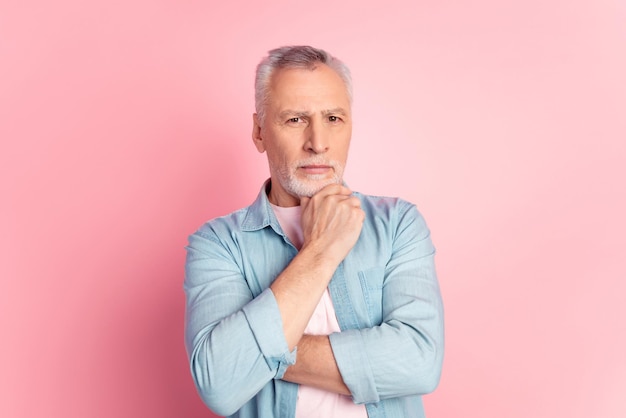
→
(304, 119, 329, 154)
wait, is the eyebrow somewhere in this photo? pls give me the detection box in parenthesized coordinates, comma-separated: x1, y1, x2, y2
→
(278, 110, 309, 119)
(322, 108, 348, 117)
(277, 108, 348, 119)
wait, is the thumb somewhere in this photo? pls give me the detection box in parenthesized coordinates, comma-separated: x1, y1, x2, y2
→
(299, 196, 310, 209)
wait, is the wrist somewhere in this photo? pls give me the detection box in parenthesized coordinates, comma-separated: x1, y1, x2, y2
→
(299, 240, 344, 271)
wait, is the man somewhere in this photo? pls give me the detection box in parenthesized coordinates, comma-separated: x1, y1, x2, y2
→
(184, 45, 444, 418)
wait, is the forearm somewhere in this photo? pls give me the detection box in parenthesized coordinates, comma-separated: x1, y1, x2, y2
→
(282, 334, 351, 396)
(270, 243, 341, 350)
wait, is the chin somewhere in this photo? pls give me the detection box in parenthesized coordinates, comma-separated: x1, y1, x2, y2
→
(287, 177, 341, 198)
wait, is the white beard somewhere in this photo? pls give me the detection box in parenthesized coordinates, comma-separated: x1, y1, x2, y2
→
(275, 158, 344, 198)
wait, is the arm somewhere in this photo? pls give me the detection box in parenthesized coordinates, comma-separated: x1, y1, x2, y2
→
(330, 203, 444, 404)
(281, 335, 350, 395)
(283, 203, 444, 404)
(270, 184, 364, 350)
(185, 234, 292, 416)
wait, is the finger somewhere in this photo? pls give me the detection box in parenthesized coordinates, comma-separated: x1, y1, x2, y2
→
(313, 183, 352, 199)
(327, 195, 362, 211)
(348, 196, 362, 208)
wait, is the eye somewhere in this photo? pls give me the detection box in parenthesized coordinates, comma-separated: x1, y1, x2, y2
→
(328, 115, 341, 122)
(287, 117, 301, 123)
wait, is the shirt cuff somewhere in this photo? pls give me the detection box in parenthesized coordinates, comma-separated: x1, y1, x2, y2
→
(329, 329, 379, 404)
(242, 288, 296, 378)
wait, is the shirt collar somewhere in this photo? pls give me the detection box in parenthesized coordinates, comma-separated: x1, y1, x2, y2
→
(241, 179, 282, 233)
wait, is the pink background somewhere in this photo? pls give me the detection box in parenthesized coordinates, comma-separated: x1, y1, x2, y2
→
(2, 1, 625, 417)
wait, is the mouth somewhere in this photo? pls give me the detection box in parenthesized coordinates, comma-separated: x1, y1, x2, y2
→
(299, 165, 333, 175)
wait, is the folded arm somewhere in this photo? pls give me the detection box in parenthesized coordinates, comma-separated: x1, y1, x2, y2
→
(283, 203, 444, 404)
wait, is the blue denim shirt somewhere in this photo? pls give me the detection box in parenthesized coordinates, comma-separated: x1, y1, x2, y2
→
(184, 182, 444, 417)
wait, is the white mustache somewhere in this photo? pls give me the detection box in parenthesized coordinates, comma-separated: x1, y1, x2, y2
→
(296, 158, 340, 169)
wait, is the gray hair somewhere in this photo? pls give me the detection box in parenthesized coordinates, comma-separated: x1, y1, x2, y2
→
(254, 45, 353, 125)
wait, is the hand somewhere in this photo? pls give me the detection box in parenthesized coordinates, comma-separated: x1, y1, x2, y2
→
(299, 184, 365, 264)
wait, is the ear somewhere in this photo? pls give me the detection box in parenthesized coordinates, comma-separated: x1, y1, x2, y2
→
(252, 113, 266, 153)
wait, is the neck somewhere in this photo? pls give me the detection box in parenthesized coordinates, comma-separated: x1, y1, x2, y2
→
(267, 182, 301, 207)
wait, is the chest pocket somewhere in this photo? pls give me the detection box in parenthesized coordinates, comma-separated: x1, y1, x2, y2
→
(358, 266, 385, 326)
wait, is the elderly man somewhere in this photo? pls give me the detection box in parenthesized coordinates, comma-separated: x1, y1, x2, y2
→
(184, 45, 444, 418)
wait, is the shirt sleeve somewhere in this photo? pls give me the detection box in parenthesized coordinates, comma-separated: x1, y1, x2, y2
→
(184, 228, 296, 416)
(329, 203, 444, 404)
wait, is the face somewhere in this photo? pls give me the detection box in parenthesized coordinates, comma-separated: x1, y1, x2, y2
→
(252, 64, 352, 207)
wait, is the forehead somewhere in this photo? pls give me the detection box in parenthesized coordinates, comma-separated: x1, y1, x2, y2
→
(267, 64, 351, 111)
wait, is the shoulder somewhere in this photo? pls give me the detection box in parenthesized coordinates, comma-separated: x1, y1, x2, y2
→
(190, 180, 273, 243)
(195, 207, 249, 235)
(187, 206, 254, 251)
(354, 191, 419, 219)
(354, 191, 431, 238)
